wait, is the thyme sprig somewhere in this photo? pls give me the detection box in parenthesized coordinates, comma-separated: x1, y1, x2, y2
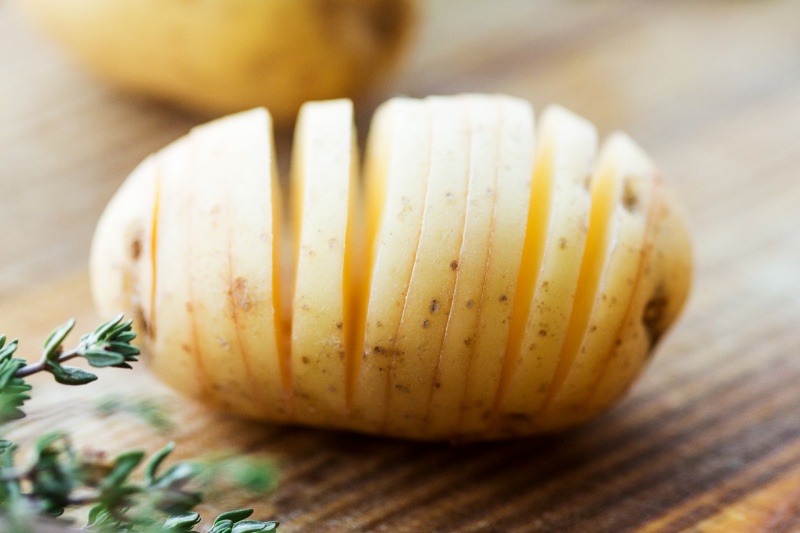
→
(1, 315, 139, 423)
(0, 316, 279, 532)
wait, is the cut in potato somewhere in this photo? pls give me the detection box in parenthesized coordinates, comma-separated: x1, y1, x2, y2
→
(425, 95, 503, 438)
(91, 95, 693, 441)
(457, 96, 535, 437)
(493, 105, 597, 435)
(349, 98, 432, 431)
(147, 137, 205, 402)
(382, 96, 471, 438)
(585, 184, 693, 423)
(534, 133, 657, 431)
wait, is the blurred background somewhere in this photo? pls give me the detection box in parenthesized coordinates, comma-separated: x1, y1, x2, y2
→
(2, 1, 800, 531)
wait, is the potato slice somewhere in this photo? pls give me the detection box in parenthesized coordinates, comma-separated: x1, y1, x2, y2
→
(381, 96, 471, 438)
(183, 109, 289, 420)
(290, 99, 359, 425)
(584, 180, 693, 422)
(89, 154, 157, 342)
(534, 133, 655, 430)
(349, 98, 431, 432)
(492, 106, 597, 435)
(537, 133, 655, 429)
(147, 137, 207, 402)
(457, 97, 535, 437)
(424, 95, 502, 439)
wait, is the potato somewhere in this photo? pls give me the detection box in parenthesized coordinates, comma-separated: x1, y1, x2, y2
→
(11, 0, 417, 123)
(90, 95, 692, 441)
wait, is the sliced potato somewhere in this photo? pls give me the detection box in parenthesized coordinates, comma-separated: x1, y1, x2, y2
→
(186, 109, 289, 419)
(425, 95, 502, 439)
(290, 99, 359, 425)
(147, 137, 206, 402)
(584, 182, 693, 423)
(349, 98, 431, 432)
(493, 105, 597, 435)
(91, 95, 693, 441)
(457, 96, 535, 437)
(382, 96, 471, 438)
(533, 133, 656, 430)
(89, 154, 157, 340)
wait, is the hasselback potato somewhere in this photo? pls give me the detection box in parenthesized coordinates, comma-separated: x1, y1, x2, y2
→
(91, 95, 692, 441)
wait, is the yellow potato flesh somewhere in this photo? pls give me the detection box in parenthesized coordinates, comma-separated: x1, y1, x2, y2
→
(91, 95, 692, 441)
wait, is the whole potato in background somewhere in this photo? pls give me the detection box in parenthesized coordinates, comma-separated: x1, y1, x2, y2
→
(11, 0, 417, 123)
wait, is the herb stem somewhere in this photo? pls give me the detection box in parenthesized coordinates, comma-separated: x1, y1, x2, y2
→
(15, 350, 81, 378)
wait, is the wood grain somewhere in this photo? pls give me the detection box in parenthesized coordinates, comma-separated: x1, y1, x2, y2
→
(2, 1, 800, 531)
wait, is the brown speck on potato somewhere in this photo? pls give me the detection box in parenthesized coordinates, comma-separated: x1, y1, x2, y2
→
(376, 320, 383, 328)
(230, 277, 251, 311)
(134, 305, 151, 339)
(181, 343, 191, 353)
(499, 294, 508, 302)
(643, 286, 669, 348)
(374, 345, 385, 354)
(302, 356, 310, 364)
(464, 338, 472, 346)
(558, 237, 567, 249)
(466, 299, 474, 308)
(130, 238, 142, 260)
(622, 178, 639, 212)
(336, 321, 343, 329)
(538, 329, 547, 337)
(430, 299, 440, 313)
(422, 319, 430, 328)
(450, 260, 458, 271)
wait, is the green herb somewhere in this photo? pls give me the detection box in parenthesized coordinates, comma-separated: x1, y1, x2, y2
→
(95, 395, 175, 434)
(0, 316, 279, 532)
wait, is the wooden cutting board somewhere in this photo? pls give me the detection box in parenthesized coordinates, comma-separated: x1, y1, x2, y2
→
(2, 1, 800, 531)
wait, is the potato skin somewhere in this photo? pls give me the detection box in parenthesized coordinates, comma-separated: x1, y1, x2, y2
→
(12, 0, 417, 123)
(90, 98, 692, 441)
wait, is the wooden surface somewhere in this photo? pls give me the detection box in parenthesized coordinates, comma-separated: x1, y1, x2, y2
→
(2, 1, 800, 531)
